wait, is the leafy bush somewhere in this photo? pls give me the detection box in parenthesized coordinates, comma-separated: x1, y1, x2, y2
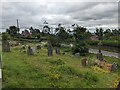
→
(72, 43, 88, 56)
(102, 40, 119, 47)
(2, 32, 10, 40)
(86, 40, 99, 45)
(49, 73, 62, 81)
(87, 40, 119, 48)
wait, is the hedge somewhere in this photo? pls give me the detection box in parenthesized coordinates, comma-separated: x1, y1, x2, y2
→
(86, 40, 120, 48)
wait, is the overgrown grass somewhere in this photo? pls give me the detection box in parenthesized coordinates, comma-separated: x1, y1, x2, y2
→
(2, 44, 119, 88)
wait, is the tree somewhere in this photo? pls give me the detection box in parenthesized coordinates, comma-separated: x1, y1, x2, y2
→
(42, 21, 50, 35)
(29, 27, 41, 38)
(43, 25, 50, 34)
(72, 25, 88, 56)
(95, 28, 103, 40)
(55, 24, 69, 42)
(6, 26, 19, 37)
(104, 29, 111, 40)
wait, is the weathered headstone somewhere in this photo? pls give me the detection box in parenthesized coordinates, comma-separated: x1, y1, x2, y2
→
(2, 40, 10, 52)
(47, 42, 53, 56)
(32, 47, 35, 53)
(111, 63, 117, 71)
(27, 46, 34, 55)
(81, 58, 88, 67)
(56, 47, 60, 55)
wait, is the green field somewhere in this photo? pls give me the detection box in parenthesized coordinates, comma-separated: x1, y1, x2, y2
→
(2, 44, 119, 88)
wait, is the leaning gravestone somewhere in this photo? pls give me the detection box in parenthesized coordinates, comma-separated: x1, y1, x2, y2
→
(27, 46, 34, 55)
(47, 42, 53, 56)
(2, 40, 10, 52)
(56, 47, 60, 55)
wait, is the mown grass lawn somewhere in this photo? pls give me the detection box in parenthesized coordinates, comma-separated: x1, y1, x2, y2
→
(2, 44, 119, 88)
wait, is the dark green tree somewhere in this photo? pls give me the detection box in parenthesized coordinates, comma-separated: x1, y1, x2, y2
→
(56, 24, 69, 42)
(42, 21, 50, 35)
(72, 24, 88, 56)
(29, 27, 41, 38)
(6, 26, 19, 37)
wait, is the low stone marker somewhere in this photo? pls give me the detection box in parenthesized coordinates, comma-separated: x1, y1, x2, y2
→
(2, 40, 10, 52)
(111, 63, 118, 71)
(56, 47, 60, 55)
(27, 46, 34, 55)
(81, 58, 88, 67)
(74, 53, 80, 56)
(47, 42, 53, 56)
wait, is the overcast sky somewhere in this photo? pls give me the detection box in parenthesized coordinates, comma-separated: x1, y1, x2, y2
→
(0, 0, 119, 33)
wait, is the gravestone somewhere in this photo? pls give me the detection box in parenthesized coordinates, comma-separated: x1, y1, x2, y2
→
(74, 53, 80, 56)
(32, 47, 35, 53)
(56, 47, 60, 55)
(2, 40, 10, 52)
(47, 42, 53, 56)
(111, 63, 117, 71)
(81, 58, 88, 67)
(27, 46, 34, 55)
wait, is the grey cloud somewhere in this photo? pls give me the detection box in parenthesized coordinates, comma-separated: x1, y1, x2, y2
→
(1, 1, 118, 32)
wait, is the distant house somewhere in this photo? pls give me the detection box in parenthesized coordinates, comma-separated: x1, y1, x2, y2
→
(21, 30, 30, 38)
(90, 35, 98, 40)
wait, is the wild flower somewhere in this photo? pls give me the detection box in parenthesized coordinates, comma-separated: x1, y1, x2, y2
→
(91, 66, 110, 74)
(113, 76, 120, 88)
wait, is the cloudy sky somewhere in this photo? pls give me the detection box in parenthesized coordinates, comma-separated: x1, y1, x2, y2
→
(0, 0, 119, 33)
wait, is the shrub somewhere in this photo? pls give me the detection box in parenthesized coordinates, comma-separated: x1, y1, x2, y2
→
(72, 43, 88, 56)
(2, 32, 10, 40)
(87, 40, 119, 48)
(102, 40, 119, 47)
(86, 40, 99, 45)
(49, 73, 62, 81)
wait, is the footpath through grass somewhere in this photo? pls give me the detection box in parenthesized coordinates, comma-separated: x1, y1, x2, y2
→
(2, 45, 119, 88)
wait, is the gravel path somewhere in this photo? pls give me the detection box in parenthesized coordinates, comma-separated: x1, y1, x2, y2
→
(89, 48, 119, 59)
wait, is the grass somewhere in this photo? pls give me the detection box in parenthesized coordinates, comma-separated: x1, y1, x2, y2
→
(2, 43, 119, 88)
